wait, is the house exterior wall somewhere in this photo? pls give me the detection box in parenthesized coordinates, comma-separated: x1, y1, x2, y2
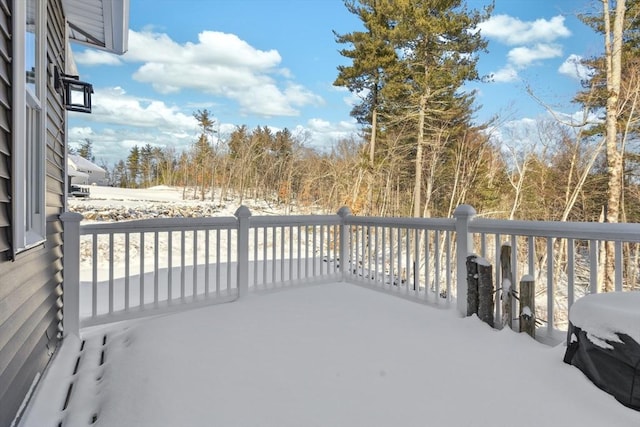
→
(0, 1, 66, 425)
(85, 170, 107, 185)
(70, 168, 107, 186)
(68, 155, 108, 185)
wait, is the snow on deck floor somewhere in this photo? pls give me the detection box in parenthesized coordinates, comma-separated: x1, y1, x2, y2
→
(22, 283, 640, 427)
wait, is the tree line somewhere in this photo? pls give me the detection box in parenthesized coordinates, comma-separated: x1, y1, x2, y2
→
(77, 0, 639, 233)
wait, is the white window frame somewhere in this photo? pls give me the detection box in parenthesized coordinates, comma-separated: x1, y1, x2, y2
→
(13, 0, 47, 254)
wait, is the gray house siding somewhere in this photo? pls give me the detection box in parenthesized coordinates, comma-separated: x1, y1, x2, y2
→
(0, 0, 67, 425)
(0, 0, 10, 254)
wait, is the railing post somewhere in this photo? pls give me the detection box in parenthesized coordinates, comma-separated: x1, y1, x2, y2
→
(337, 207, 352, 281)
(235, 206, 252, 297)
(60, 212, 84, 338)
(454, 204, 476, 316)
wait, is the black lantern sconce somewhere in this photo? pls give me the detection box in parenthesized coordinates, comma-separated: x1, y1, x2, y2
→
(53, 66, 94, 113)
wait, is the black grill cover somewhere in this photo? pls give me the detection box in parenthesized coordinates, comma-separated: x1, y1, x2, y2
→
(564, 322, 640, 411)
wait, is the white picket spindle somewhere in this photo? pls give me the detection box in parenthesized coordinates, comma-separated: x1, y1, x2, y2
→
(60, 204, 640, 339)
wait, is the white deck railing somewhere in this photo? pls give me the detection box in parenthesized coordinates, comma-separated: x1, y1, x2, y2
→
(60, 205, 640, 341)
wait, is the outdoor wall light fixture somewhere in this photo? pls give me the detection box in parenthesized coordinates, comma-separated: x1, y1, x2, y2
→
(53, 65, 94, 113)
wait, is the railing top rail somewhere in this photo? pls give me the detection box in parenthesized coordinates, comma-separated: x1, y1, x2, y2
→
(250, 214, 341, 227)
(345, 215, 456, 231)
(80, 216, 239, 234)
(471, 217, 640, 242)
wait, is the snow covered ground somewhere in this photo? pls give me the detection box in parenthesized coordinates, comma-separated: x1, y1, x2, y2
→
(68, 185, 323, 216)
(21, 282, 640, 426)
(17, 186, 640, 426)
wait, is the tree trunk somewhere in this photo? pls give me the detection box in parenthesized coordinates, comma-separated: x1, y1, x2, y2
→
(602, 0, 626, 292)
(413, 94, 427, 218)
(367, 109, 378, 215)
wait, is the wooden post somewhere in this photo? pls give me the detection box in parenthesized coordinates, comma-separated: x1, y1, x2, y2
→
(60, 212, 84, 338)
(466, 254, 479, 317)
(466, 254, 494, 328)
(519, 275, 536, 338)
(500, 244, 514, 329)
(477, 257, 494, 328)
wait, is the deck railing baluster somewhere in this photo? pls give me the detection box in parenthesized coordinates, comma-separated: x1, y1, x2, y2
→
(63, 204, 639, 339)
(434, 230, 441, 301)
(567, 238, 575, 309)
(445, 232, 451, 302)
(289, 226, 293, 282)
(547, 238, 554, 333)
(180, 230, 186, 299)
(125, 233, 130, 309)
(589, 239, 598, 294)
(615, 241, 623, 292)
(215, 229, 220, 295)
(193, 230, 198, 298)
(109, 233, 114, 313)
(424, 230, 429, 297)
(92, 233, 98, 316)
(154, 231, 159, 305)
(140, 232, 145, 307)
(205, 229, 210, 296)
(227, 228, 232, 291)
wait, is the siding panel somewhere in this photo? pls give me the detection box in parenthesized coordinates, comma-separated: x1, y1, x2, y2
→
(0, 309, 59, 425)
(0, 0, 9, 255)
(0, 1, 68, 425)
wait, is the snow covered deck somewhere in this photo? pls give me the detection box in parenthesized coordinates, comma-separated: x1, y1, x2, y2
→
(20, 282, 640, 427)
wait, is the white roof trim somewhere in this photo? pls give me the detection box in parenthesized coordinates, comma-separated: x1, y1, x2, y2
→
(63, 0, 130, 55)
(68, 155, 106, 173)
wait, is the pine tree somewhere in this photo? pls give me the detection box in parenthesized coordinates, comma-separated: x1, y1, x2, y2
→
(78, 138, 95, 162)
(336, 0, 492, 217)
(127, 146, 140, 188)
(385, 0, 492, 217)
(192, 109, 215, 200)
(335, 0, 400, 214)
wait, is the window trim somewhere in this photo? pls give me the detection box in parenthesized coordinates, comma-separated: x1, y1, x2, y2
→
(13, 0, 47, 255)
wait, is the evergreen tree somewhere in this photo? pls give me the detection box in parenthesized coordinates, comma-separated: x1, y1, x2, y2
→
(113, 160, 128, 188)
(78, 138, 95, 162)
(335, 0, 400, 214)
(336, 0, 492, 217)
(229, 125, 249, 159)
(192, 109, 215, 200)
(127, 146, 140, 188)
(140, 144, 155, 187)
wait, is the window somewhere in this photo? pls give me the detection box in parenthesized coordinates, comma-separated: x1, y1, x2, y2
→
(13, 0, 46, 253)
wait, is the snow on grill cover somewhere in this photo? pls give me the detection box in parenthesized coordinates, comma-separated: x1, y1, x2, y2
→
(564, 292, 640, 411)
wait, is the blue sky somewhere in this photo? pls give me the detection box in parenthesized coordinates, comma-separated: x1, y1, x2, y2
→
(68, 0, 603, 166)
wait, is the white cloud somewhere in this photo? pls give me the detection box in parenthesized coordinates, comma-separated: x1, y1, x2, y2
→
(480, 14, 571, 82)
(77, 87, 198, 131)
(68, 87, 203, 164)
(307, 118, 333, 132)
(558, 54, 594, 81)
(284, 84, 324, 108)
(121, 30, 321, 117)
(478, 15, 571, 45)
(69, 89, 358, 164)
(302, 117, 359, 150)
(491, 66, 519, 83)
(74, 50, 123, 66)
(507, 44, 563, 67)
(551, 108, 603, 127)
